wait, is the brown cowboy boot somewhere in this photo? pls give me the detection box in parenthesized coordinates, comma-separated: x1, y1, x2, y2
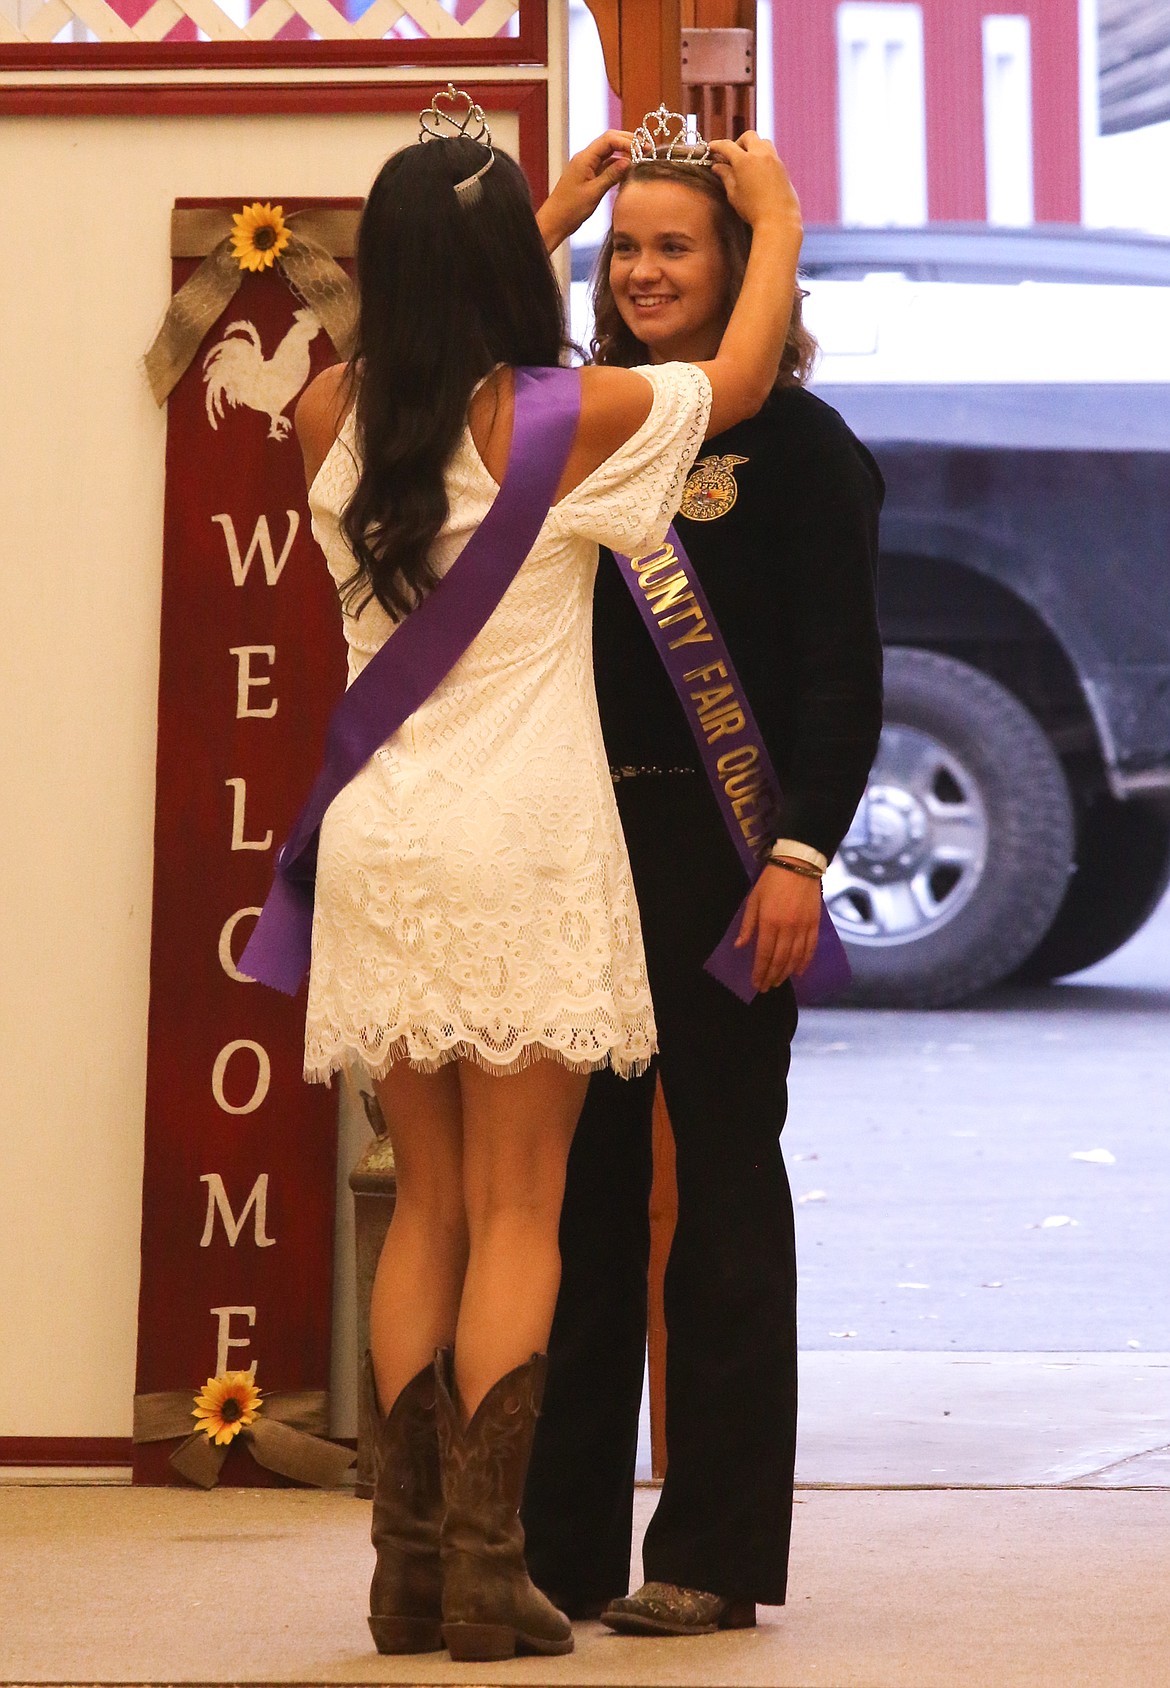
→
(435, 1348, 574, 1662)
(365, 1353, 444, 1654)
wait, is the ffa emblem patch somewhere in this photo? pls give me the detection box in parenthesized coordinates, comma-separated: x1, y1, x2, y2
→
(679, 453, 750, 521)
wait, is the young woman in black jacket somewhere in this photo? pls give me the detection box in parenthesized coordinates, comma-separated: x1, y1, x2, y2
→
(524, 146, 885, 1635)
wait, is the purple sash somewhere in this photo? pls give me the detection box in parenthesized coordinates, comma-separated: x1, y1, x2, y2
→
(612, 525, 851, 1005)
(240, 365, 582, 995)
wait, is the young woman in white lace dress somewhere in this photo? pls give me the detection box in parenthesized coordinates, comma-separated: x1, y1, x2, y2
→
(292, 114, 803, 1661)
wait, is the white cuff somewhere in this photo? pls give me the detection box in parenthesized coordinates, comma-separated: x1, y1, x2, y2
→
(769, 838, 829, 873)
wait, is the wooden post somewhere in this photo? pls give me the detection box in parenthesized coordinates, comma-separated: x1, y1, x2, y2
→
(584, 0, 682, 127)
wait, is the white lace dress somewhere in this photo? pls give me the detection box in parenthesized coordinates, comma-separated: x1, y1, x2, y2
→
(302, 361, 711, 1082)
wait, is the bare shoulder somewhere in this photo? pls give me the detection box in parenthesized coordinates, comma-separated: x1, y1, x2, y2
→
(578, 365, 654, 445)
(553, 366, 656, 499)
(295, 362, 354, 490)
(570, 365, 655, 472)
(296, 361, 352, 433)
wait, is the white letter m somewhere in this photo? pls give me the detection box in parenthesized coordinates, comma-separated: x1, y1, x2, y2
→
(199, 1173, 276, 1248)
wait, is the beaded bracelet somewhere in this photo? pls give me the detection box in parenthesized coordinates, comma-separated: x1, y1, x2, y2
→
(766, 856, 824, 882)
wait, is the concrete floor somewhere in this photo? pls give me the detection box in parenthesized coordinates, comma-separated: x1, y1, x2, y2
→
(796, 1350, 1170, 1487)
(786, 984, 1170, 1353)
(623, 1350, 1170, 1487)
(2, 1483, 1169, 1687)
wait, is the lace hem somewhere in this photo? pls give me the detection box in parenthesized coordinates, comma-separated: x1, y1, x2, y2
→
(305, 1025, 656, 1085)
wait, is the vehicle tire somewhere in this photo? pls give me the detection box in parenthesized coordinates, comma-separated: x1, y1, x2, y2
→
(1011, 795, 1170, 982)
(826, 647, 1075, 1008)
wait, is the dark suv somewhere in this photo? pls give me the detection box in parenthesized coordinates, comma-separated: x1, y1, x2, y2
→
(802, 223, 1170, 1004)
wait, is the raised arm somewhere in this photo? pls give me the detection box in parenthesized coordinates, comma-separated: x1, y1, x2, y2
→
(694, 135, 803, 437)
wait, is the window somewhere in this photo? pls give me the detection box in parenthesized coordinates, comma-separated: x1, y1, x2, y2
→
(837, 1, 928, 227)
(983, 14, 1035, 226)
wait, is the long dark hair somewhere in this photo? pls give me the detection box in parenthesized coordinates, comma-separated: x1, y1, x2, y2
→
(342, 138, 570, 619)
(590, 160, 817, 388)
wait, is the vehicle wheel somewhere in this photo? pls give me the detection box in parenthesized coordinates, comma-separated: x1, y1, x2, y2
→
(825, 647, 1074, 1007)
(1011, 795, 1170, 982)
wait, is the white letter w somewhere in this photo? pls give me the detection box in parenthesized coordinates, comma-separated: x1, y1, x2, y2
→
(212, 512, 299, 586)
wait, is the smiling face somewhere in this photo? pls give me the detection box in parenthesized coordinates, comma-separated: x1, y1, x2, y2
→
(608, 176, 731, 363)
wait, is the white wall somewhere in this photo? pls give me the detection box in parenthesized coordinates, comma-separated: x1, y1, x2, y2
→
(983, 14, 1034, 226)
(0, 101, 523, 1440)
(1084, 117, 1170, 236)
(756, 0, 774, 142)
(567, 0, 611, 249)
(837, 1, 928, 227)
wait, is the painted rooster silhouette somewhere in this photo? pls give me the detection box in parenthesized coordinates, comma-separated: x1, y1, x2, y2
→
(203, 308, 321, 441)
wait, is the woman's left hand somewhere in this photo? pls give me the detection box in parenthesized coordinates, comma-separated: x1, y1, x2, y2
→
(536, 131, 633, 253)
(735, 862, 822, 992)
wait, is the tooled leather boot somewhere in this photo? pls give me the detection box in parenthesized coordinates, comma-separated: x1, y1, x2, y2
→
(365, 1353, 444, 1654)
(602, 1581, 757, 1636)
(434, 1348, 574, 1661)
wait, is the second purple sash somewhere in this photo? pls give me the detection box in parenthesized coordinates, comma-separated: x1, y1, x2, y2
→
(612, 525, 851, 1005)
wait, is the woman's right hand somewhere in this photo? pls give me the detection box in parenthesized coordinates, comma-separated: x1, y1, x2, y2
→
(536, 130, 633, 254)
(709, 133, 802, 234)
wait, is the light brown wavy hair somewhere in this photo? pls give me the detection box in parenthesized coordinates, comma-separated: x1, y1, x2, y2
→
(590, 159, 817, 388)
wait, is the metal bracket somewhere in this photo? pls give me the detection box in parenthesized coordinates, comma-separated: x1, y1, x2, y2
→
(681, 26, 754, 86)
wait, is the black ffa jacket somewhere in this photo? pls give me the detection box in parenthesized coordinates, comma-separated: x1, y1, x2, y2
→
(593, 385, 885, 863)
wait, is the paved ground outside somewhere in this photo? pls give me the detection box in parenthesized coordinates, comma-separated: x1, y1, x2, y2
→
(787, 887, 1170, 1353)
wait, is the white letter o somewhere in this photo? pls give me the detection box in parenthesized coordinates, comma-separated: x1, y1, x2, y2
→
(212, 1040, 271, 1116)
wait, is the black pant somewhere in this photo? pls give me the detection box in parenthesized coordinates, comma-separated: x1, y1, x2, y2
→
(522, 776, 799, 1606)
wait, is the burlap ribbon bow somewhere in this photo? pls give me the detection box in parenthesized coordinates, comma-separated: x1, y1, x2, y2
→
(144, 208, 359, 406)
(133, 1388, 355, 1489)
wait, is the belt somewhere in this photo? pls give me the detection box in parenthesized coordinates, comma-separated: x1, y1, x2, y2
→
(610, 764, 699, 782)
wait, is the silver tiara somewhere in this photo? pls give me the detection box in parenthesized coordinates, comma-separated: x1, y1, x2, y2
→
(419, 84, 495, 205)
(630, 104, 714, 167)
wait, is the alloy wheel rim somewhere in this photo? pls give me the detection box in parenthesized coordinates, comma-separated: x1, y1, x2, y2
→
(825, 724, 990, 947)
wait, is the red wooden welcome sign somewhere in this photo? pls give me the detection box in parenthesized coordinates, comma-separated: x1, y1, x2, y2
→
(134, 203, 350, 1484)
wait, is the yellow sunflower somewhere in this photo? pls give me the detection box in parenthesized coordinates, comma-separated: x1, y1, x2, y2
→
(192, 1371, 263, 1444)
(230, 202, 291, 273)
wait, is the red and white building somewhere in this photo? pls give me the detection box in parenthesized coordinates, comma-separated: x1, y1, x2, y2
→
(566, 0, 1087, 229)
(771, 0, 1083, 225)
